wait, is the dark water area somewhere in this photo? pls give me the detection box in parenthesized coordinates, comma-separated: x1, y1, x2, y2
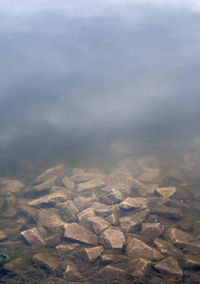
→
(0, 1, 200, 283)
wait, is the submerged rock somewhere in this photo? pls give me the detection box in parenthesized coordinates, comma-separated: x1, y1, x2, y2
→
(120, 209, 149, 233)
(33, 252, 60, 271)
(56, 243, 80, 253)
(81, 246, 104, 262)
(141, 223, 163, 239)
(137, 168, 161, 184)
(63, 262, 83, 281)
(155, 187, 176, 198)
(33, 164, 65, 184)
(154, 257, 183, 277)
(4, 258, 28, 275)
(33, 175, 57, 192)
(61, 177, 75, 189)
(86, 216, 110, 235)
(21, 227, 46, 248)
(119, 197, 147, 210)
(28, 192, 67, 208)
(64, 223, 97, 245)
(98, 265, 127, 280)
(151, 206, 183, 219)
(126, 237, 163, 260)
(0, 178, 24, 194)
(92, 202, 113, 217)
(37, 209, 65, 233)
(100, 188, 124, 205)
(76, 178, 105, 192)
(0, 231, 7, 241)
(129, 258, 151, 278)
(73, 196, 94, 211)
(100, 228, 125, 250)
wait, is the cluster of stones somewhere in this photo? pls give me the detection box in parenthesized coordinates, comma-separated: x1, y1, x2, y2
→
(0, 156, 200, 283)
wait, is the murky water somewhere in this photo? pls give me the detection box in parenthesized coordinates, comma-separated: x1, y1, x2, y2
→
(1, 1, 200, 283)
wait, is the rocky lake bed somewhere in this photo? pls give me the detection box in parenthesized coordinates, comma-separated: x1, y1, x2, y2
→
(0, 150, 200, 284)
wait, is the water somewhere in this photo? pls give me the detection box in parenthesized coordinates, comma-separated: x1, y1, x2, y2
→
(0, 1, 200, 283)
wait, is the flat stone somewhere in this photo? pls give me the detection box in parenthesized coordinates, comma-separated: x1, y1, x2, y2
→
(37, 209, 65, 233)
(165, 228, 200, 249)
(76, 178, 105, 192)
(126, 238, 163, 260)
(81, 246, 104, 262)
(56, 243, 80, 253)
(63, 262, 82, 280)
(92, 202, 113, 217)
(129, 258, 151, 278)
(21, 227, 46, 248)
(119, 197, 147, 210)
(98, 265, 127, 280)
(86, 216, 110, 235)
(0, 231, 7, 241)
(100, 188, 124, 205)
(33, 164, 65, 184)
(141, 223, 163, 239)
(28, 192, 67, 208)
(0, 178, 24, 194)
(64, 223, 97, 245)
(155, 187, 176, 198)
(100, 253, 127, 264)
(100, 228, 125, 250)
(73, 196, 94, 211)
(34, 175, 57, 192)
(151, 206, 183, 219)
(33, 252, 60, 271)
(61, 177, 75, 189)
(154, 257, 183, 277)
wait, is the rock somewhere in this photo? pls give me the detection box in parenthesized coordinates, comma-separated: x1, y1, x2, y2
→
(138, 183, 158, 197)
(28, 192, 67, 208)
(32, 252, 60, 271)
(151, 206, 183, 219)
(92, 202, 113, 217)
(98, 265, 127, 280)
(0, 231, 7, 241)
(0, 178, 24, 194)
(45, 234, 61, 247)
(129, 258, 151, 278)
(81, 246, 104, 262)
(73, 196, 94, 211)
(86, 216, 110, 235)
(21, 227, 46, 248)
(37, 209, 65, 233)
(184, 255, 200, 269)
(100, 188, 124, 205)
(138, 168, 161, 184)
(71, 173, 104, 183)
(4, 258, 28, 274)
(154, 239, 183, 258)
(120, 209, 149, 233)
(61, 177, 75, 189)
(57, 200, 78, 221)
(33, 175, 57, 192)
(72, 168, 85, 176)
(141, 223, 163, 239)
(147, 197, 168, 209)
(155, 187, 176, 198)
(78, 207, 96, 228)
(64, 223, 97, 245)
(76, 178, 105, 192)
(100, 228, 125, 250)
(63, 262, 82, 281)
(119, 197, 147, 210)
(154, 257, 183, 277)
(56, 243, 80, 253)
(137, 156, 159, 169)
(126, 238, 163, 260)
(51, 186, 66, 193)
(165, 228, 200, 250)
(3, 196, 18, 218)
(33, 164, 65, 184)
(100, 253, 127, 264)
(106, 213, 119, 226)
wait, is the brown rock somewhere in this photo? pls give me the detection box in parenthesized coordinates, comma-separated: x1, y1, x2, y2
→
(154, 238, 183, 258)
(4, 258, 28, 274)
(61, 177, 75, 189)
(64, 223, 97, 245)
(73, 196, 94, 211)
(76, 178, 105, 192)
(86, 216, 110, 235)
(56, 243, 80, 253)
(81, 246, 104, 262)
(63, 262, 82, 280)
(129, 258, 151, 278)
(119, 197, 147, 210)
(0, 178, 24, 194)
(45, 234, 61, 247)
(34, 175, 57, 192)
(28, 192, 67, 208)
(33, 164, 65, 184)
(71, 172, 104, 183)
(33, 252, 60, 271)
(155, 187, 176, 198)
(141, 223, 163, 239)
(100, 253, 127, 264)
(0, 231, 7, 241)
(37, 209, 65, 233)
(138, 168, 161, 184)
(92, 202, 113, 217)
(100, 188, 124, 205)
(154, 257, 183, 277)
(98, 265, 127, 280)
(165, 228, 200, 249)
(100, 228, 125, 250)
(21, 227, 46, 248)
(126, 238, 163, 260)
(151, 206, 183, 219)
(106, 213, 119, 226)
(120, 209, 149, 233)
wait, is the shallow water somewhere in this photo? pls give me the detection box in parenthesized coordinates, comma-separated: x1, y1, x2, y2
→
(0, 1, 200, 283)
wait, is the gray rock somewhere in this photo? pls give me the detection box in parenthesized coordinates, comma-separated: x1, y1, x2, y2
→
(61, 177, 75, 189)
(151, 206, 183, 219)
(100, 228, 125, 250)
(33, 164, 65, 184)
(73, 196, 94, 211)
(120, 209, 149, 233)
(106, 213, 119, 226)
(33, 252, 60, 271)
(92, 202, 113, 217)
(86, 216, 110, 235)
(81, 246, 104, 262)
(154, 257, 183, 277)
(126, 237, 163, 260)
(28, 192, 67, 208)
(141, 223, 163, 239)
(45, 234, 61, 247)
(64, 223, 98, 245)
(21, 227, 46, 248)
(129, 258, 151, 278)
(119, 197, 147, 210)
(100, 253, 127, 264)
(154, 238, 183, 258)
(63, 262, 82, 280)
(78, 207, 96, 228)
(76, 178, 105, 192)
(57, 200, 78, 221)
(37, 209, 65, 233)
(155, 187, 176, 198)
(98, 265, 127, 280)
(56, 243, 80, 253)
(100, 188, 124, 205)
